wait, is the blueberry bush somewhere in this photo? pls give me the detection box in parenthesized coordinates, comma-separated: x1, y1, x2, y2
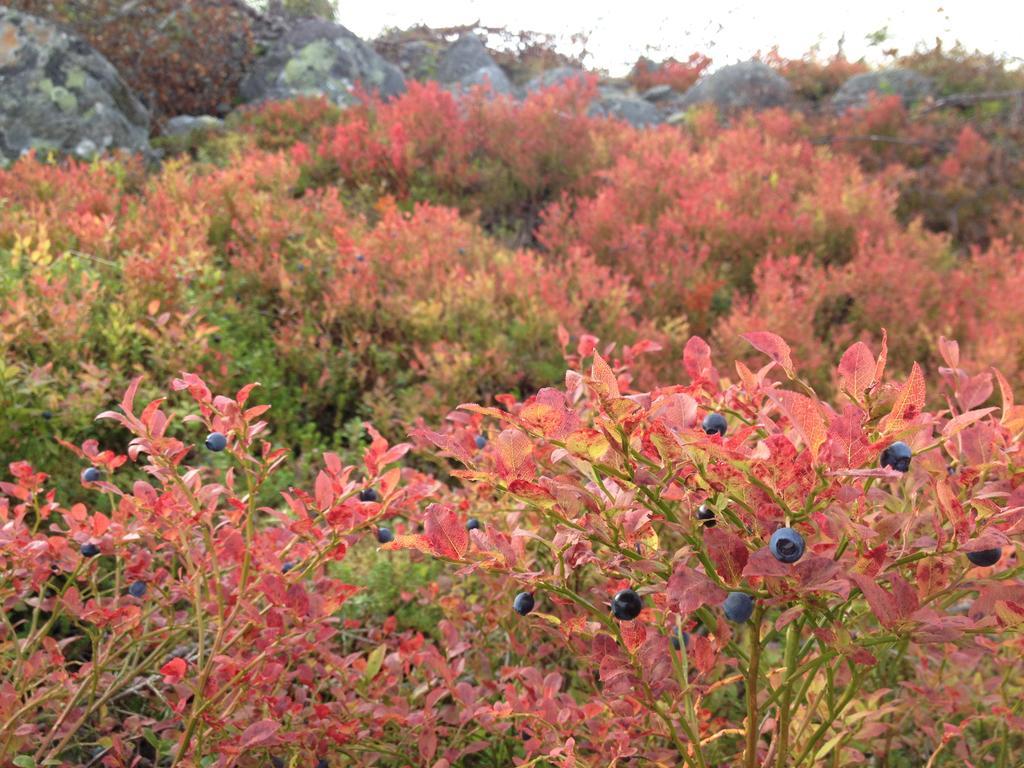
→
(2, 41, 1024, 765)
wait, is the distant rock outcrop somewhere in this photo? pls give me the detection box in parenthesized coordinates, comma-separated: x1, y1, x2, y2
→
(0, 7, 151, 164)
(672, 61, 793, 114)
(831, 69, 935, 113)
(524, 66, 589, 93)
(589, 92, 663, 127)
(239, 18, 406, 105)
(436, 33, 514, 95)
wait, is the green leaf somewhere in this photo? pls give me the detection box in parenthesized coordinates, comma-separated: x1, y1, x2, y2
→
(13, 757, 36, 768)
(814, 732, 846, 761)
(364, 643, 387, 682)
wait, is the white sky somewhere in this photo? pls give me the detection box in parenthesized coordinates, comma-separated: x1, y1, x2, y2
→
(336, 0, 1023, 76)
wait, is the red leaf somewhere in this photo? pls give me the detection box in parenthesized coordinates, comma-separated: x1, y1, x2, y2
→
(238, 719, 280, 749)
(424, 504, 469, 560)
(837, 341, 876, 398)
(703, 527, 749, 584)
(743, 331, 795, 377)
(666, 564, 726, 614)
(890, 573, 920, 617)
(874, 328, 888, 385)
(743, 547, 792, 578)
(683, 335, 718, 385)
(160, 657, 187, 684)
(494, 429, 535, 481)
(826, 405, 871, 469)
(620, 620, 647, 653)
(849, 573, 903, 628)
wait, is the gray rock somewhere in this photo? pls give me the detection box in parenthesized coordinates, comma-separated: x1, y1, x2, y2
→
(162, 115, 224, 137)
(525, 66, 589, 92)
(239, 18, 405, 106)
(642, 84, 676, 102)
(675, 61, 793, 113)
(588, 95, 663, 128)
(0, 7, 150, 165)
(831, 69, 935, 113)
(436, 33, 513, 95)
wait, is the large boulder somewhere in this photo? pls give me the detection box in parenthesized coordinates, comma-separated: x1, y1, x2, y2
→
(832, 69, 935, 113)
(436, 33, 513, 95)
(673, 61, 793, 114)
(524, 66, 589, 93)
(588, 93, 663, 128)
(239, 18, 406, 105)
(0, 7, 150, 165)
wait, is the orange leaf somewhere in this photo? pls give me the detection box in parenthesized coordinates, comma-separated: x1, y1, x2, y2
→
(590, 352, 620, 399)
(881, 362, 926, 434)
(769, 390, 827, 461)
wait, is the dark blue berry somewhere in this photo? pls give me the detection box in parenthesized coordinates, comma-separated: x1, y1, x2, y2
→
(128, 580, 147, 598)
(376, 527, 394, 544)
(42, 410, 52, 421)
(966, 548, 1001, 567)
(81, 467, 102, 483)
(697, 504, 717, 528)
(670, 628, 690, 650)
(702, 413, 728, 437)
(270, 759, 284, 768)
(611, 588, 643, 621)
(282, 561, 296, 573)
(769, 527, 805, 564)
(358, 488, 379, 503)
(316, 760, 328, 768)
(880, 441, 912, 472)
(723, 592, 754, 623)
(80, 543, 100, 558)
(466, 518, 481, 531)
(474, 434, 487, 449)
(513, 591, 535, 616)
(205, 431, 227, 452)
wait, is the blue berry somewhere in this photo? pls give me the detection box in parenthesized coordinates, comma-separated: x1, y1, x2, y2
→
(376, 527, 394, 544)
(769, 527, 805, 564)
(474, 434, 487, 449)
(611, 588, 643, 621)
(697, 504, 717, 528)
(358, 488, 379, 503)
(513, 591, 535, 616)
(80, 543, 100, 558)
(880, 441, 912, 472)
(670, 628, 690, 650)
(723, 592, 754, 623)
(316, 760, 328, 768)
(42, 410, 53, 421)
(127, 581, 147, 598)
(281, 561, 296, 573)
(205, 431, 227, 452)
(702, 413, 728, 437)
(966, 548, 1001, 567)
(81, 467, 102, 483)
(466, 518, 481, 531)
